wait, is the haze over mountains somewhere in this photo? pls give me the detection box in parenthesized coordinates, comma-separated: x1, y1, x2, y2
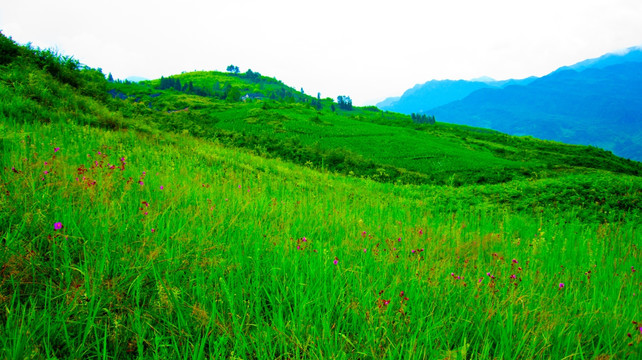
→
(378, 47, 642, 161)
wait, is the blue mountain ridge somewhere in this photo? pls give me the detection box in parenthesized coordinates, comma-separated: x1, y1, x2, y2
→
(379, 47, 642, 161)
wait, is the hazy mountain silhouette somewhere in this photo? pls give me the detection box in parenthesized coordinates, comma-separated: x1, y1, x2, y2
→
(380, 47, 642, 161)
(377, 77, 535, 114)
(430, 61, 642, 160)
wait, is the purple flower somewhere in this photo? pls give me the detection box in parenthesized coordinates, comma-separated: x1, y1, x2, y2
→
(139, 181, 144, 185)
(151, 228, 155, 233)
(559, 283, 565, 289)
(160, 185, 164, 190)
(512, 259, 518, 264)
(333, 258, 338, 265)
(54, 222, 62, 230)
(511, 274, 516, 279)
(54, 147, 60, 152)
(487, 272, 491, 277)
(302, 237, 307, 242)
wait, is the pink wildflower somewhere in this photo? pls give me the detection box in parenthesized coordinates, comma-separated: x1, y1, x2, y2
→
(559, 283, 565, 289)
(160, 185, 164, 190)
(333, 257, 338, 265)
(54, 222, 62, 230)
(151, 228, 155, 233)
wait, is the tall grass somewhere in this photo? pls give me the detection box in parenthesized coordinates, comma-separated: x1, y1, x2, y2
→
(1, 120, 640, 359)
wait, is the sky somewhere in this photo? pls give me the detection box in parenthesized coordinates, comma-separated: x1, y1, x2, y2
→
(1, 0, 642, 105)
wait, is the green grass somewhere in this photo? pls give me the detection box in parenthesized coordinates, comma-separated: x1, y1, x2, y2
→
(2, 119, 641, 359)
(1, 32, 642, 359)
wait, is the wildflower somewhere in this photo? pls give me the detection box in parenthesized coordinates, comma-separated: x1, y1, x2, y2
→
(238, 185, 241, 188)
(160, 185, 164, 190)
(478, 278, 483, 283)
(54, 222, 63, 230)
(297, 245, 300, 250)
(511, 274, 516, 279)
(411, 249, 415, 253)
(54, 147, 60, 152)
(302, 237, 307, 242)
(333, 257, 338, 265)
(398, 237, 401, 242)
(151, 228, 155, 233)
(512, 259, 518, 264)
(486, 272, 491, 277)
(363, 248, 367, 253)
(399, 291, 404, 297)
(559, 283, 565, 289)
(43, 170, 48, 175)
(419, 229, 423, 235)
(44, 161, 48, 165)
(362, 231, 367, 237)
(384, 300, 390, 306)
(139, 181, 144, 185)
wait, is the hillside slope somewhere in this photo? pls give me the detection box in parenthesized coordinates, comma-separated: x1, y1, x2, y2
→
(2, 32, 642, 359)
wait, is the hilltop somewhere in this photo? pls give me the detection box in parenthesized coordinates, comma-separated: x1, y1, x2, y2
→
(1, 32, 642, 359)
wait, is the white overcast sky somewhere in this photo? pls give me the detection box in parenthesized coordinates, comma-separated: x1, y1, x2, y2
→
(1, 0, 642, 105)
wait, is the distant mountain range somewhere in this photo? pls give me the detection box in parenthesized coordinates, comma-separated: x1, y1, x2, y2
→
(378, 47, 642, 161)
(378, 77, 536, 114)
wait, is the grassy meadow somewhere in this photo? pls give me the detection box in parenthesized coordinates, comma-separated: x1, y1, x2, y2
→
(1, 32, 642, 359)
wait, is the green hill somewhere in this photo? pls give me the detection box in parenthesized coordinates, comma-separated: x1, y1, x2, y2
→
(1, 32, 642, 359)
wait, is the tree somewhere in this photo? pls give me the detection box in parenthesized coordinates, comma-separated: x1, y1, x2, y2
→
(226, 86, 241, 102)
(107, 73, 114, 82)
(337, 95, 352, 110)
(226, 65, 240, 74)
